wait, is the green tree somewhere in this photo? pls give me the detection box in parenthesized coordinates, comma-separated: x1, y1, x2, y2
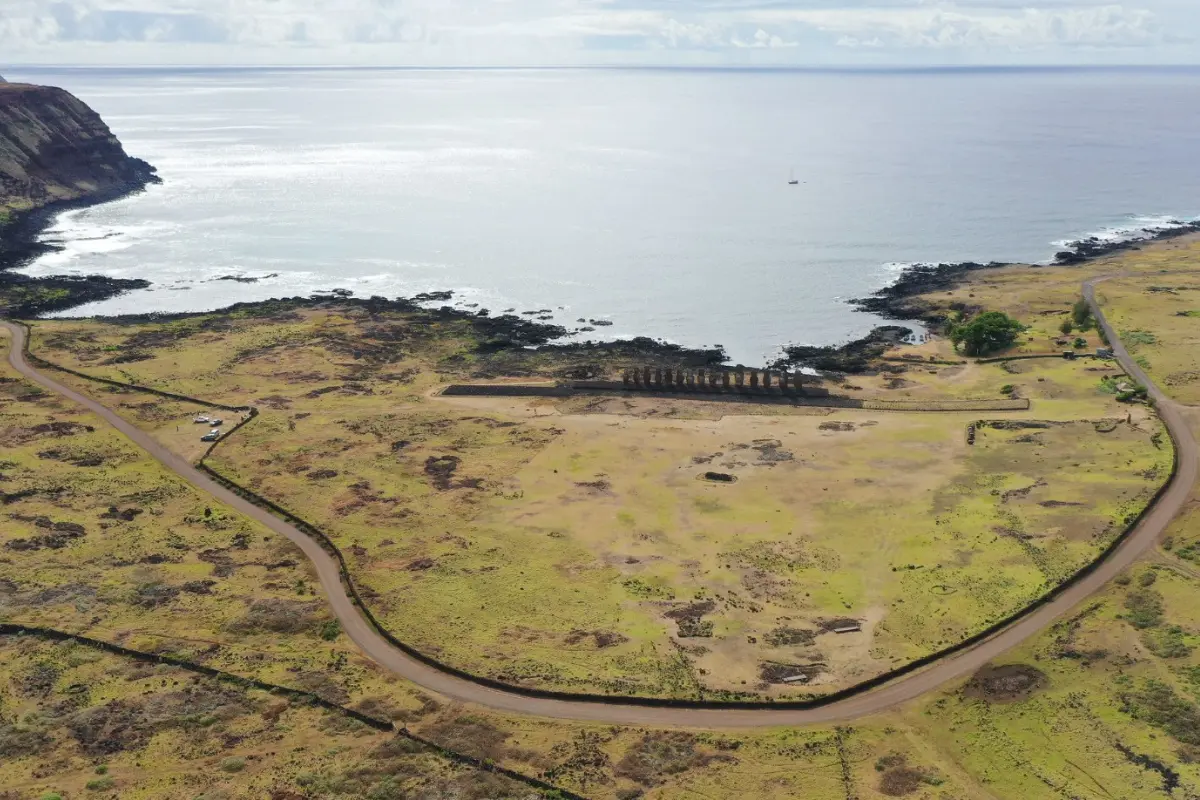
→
(1072, 298, 1093, 330)
(1059, 318, 1074, 336)
(949, 312, 1026, 357)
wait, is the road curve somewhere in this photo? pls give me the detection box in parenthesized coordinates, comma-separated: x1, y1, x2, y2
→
(3, 300, 1195, 728)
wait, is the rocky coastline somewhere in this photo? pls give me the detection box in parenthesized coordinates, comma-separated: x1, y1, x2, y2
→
(776, 219, 1200, 374)
(0, 82, 161, 317)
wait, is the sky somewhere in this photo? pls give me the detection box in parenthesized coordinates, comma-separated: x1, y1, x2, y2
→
(0, 1, 1196, 67)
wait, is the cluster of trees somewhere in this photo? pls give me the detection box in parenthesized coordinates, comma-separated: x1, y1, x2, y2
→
(949, 311, 1026, 356)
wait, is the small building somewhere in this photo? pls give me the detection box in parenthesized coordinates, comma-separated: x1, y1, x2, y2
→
(1096, 347, 1114, 359)
(1062, 351, 1076, 360)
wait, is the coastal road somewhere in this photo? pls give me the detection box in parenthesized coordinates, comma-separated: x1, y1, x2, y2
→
(2, 297, 1195, 728)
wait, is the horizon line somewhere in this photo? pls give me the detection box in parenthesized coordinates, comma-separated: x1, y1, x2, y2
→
(5, 63, 1200, 72)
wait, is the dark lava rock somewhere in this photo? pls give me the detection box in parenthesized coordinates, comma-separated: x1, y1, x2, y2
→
(772, 326, 912, 374)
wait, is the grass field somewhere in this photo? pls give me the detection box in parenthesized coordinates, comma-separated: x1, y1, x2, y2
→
(22, 298, 1169, 698)
(7, 234, 1200, 797)
(0, 326, 433, 718)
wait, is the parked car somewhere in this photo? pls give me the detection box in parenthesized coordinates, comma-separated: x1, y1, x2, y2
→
(201, 431, 221, 442)
(193, 415, 210, 424)
(209, 418, 223, 426)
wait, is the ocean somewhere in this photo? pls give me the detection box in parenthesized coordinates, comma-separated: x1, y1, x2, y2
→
(7, 65, 1200, 365)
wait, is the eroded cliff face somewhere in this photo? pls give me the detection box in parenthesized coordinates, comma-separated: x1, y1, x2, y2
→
(0, 83, 159, 317)
(0, 83, 158, 218)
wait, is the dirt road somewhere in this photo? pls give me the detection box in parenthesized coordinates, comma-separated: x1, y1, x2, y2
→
(2, 294, 1194, 727)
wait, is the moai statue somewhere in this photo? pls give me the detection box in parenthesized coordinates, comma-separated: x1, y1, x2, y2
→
(696, 368, 705, 387)
(675, 370, 684, 388)
(779, 371, 789, 392)
(654, 368, 663, 387)
(664, 368, 673, 387)
(623, 370, 632, 388)
(763, 371, 772, 389)
(642, 366, 652, 387)
(722, 371, 731, 389)
(736, 369, 745, 388)
(710, 371, 719, 389)
(686, 371, 695, 389)
(750, 371, 759, 389)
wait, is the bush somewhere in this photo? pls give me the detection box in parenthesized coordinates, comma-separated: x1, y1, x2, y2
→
(1059, 318, 1074, 336)
(1122, 680, 1200, 746)
(949, 312, 1026, 357)
(1073, 337, 1087, 349)
(1000, 384, 1015, 396)
(1143, 626, 1192, 659)
(319, 620, 341, 641)
(1072, 298, 1093, 330)
(1124, 588, 1165, 629)
(220, 757, 246, 773)
(86, 776, 115, 791)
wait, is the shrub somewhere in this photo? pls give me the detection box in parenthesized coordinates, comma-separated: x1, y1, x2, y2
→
(1122, 680, 1200, 746)
(95, 764, 108, 775)
(219, 756, 246, 773)
(1124, 588, 1165, 629)
(1073, 337, 1087, 349)
(1143, 626, 1192, 659)
(86, 776, 115, 791)
(949, 312, 1026, 357)
(319, 620, 341, 641)
(1072, 298, 1093, 329)
(1059, 318, 1074, 336)
(1000, 384, 1015, 396)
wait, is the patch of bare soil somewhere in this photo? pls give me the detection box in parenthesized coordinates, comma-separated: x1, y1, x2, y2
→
(130, 583, 180, 608)
(564, 629, 629, 648)
(963, 663, 1047, 703)
(253, 395, 291, 410)
(665, 600, 716, 638)
(3, 420, 94, 445)
(294, 672, 350, 704)
(66, 685, 251, 755)
(614, 732, 735, 787)
(424, 455, 460, 489)
(421, 715, 511, 762)
(876, 753, 940, 797)
(5, 517, 86, 551)
(1001, 479, 1047, 503)
(752, 439, 794, 464)
(0, 724, 52, 758)
(226, 598, 321, 635)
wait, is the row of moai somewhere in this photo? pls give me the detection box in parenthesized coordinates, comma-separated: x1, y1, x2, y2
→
(622, 366, 804, 393)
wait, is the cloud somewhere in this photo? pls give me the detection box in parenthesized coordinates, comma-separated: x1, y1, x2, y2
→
(0, 0, 1193, 64)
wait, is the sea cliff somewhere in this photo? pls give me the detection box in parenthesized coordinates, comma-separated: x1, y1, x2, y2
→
(0, 82, 159, 316)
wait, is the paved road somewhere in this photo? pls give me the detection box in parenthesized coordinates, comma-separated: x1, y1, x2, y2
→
(3, 294, 1195, 727)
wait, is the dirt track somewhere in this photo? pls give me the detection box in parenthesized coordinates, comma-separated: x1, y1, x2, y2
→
(2, 288, 1195, 727)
